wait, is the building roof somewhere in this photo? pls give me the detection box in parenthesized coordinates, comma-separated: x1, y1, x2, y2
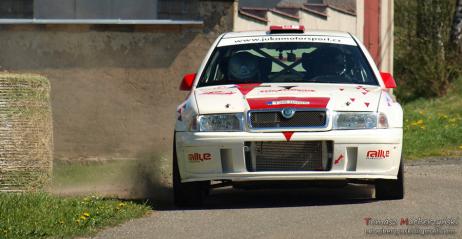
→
(238, 0, 356, 23)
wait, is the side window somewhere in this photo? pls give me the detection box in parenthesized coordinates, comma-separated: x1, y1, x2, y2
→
(201, 50, 221, 84)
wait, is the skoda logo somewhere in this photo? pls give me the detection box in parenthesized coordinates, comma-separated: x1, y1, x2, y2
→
(281, 108, 296, 119)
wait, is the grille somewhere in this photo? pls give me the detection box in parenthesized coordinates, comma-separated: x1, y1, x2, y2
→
(248, 141, 331, 171)
(249, 110, 326, 129)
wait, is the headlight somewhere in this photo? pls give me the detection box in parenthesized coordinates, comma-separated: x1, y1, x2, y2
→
(196, 113, 243, 132)
(334, 112, 388, 129)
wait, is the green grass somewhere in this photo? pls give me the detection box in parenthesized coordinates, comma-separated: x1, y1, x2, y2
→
(0, 193, 150, 239)
(403, 78, 462, 159)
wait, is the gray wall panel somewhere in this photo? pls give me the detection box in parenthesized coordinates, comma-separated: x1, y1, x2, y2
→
(34, 0, 75, 19)
(113, 0, 157, 19)
(34, 0, 158, 19)
(76, 0, 112, 19)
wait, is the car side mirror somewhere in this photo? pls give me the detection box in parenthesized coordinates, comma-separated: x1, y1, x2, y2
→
(180, 73, 196, 91)
(380, 72, 397, 89)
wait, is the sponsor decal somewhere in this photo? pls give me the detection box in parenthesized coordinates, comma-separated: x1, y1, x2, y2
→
(350, 98, 355, 102)
(364, 102, 370, 107)
(282, 131, 294, 141)
(366, 150, 390, 159)
(385, 94, 393, 107)
(188, 153, 212, 162)
(334, 154, 344, 164)
(177, 108, 182, 121)
(259, 88, 315, 93)
(218, 35, 357, 47)
(247, 97, 330, 109)
(267, 100, 310, 105)
(339, 88, 344, 91)
(201, 90, 235, 95)
(176, 103, 187, 121)
(356, 85, 369, 95)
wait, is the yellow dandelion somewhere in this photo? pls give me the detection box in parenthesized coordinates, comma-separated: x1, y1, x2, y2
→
(118, 202, 126, 207)
(459, 145, 462, 150)
(80, 215, 87, 220)
(83, 212, 90, 217)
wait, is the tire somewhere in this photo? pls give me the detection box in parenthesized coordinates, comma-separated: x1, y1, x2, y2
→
(172, 136, 209, 207)
(375, 159, 404, 200)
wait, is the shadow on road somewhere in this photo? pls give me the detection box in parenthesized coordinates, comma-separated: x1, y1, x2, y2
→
(147, 184, 375, 211)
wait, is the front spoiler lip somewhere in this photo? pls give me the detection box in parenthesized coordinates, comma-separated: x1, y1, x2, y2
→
(181, 173, 397, 183)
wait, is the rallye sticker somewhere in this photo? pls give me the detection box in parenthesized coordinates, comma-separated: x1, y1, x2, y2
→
(219, 35, 357, 47)
(366, 150, 390, 159)
(188, 153, 212, 162)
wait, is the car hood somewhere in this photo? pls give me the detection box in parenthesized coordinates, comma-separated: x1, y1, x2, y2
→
(194, 83, 382, 114)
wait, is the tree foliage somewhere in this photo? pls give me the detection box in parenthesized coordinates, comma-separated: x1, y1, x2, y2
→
(395, 0, 461, 102)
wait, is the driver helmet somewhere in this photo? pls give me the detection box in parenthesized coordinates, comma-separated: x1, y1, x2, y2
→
(313, 46, 346, 76)
(228, 51, 259, 82)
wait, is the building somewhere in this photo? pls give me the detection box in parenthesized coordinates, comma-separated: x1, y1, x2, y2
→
(234, 0, 394, 73)
(0, 0, 394, 169)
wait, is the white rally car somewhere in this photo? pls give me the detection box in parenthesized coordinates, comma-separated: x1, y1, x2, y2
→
(174, 26, 403, 206)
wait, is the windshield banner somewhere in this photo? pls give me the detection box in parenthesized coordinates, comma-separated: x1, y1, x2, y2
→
(219, 35, 357, 47)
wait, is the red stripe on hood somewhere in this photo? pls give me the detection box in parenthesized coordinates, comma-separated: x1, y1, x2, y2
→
(247, 97, 330, 110)
(282, 132, 294, 141)
(236, 83, 262, 96)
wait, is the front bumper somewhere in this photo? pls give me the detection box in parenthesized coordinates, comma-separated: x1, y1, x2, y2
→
(175, 129, 403, 183)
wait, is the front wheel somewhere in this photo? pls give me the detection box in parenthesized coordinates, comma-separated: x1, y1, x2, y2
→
(375, 159, 404, 200)
(172, 136, 209, 207)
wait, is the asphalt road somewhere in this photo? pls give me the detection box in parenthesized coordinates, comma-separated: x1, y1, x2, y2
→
(95, 159, 461, 239)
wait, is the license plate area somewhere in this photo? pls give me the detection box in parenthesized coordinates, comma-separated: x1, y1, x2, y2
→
(245, 141, 333, 172)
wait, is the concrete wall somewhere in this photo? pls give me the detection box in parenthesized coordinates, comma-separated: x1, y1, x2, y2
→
(298, 8, 357, 35)
(268, 11, 298, 26)
(355, 0, 364, 41)
(0, 0, 236, 162)
(233, 6, 266, 31)
(379, 0, 394, 73)
(34, 0, 158, 19)
(322, 8, 357, 34)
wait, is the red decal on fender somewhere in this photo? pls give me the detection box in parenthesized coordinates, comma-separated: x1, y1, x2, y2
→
(364, 102, 370, 107)
(334, 154, 344, 164)
(282, 132, 294, 141)
(366, 150, 390, 159)
(350, 98, 355, 102)
(236, 83, 261, 96)
(188, 153, 212, 162)
(246, 97, 330, 109)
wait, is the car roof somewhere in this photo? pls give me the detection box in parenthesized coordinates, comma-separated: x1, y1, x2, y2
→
(222, 30, 353, 39)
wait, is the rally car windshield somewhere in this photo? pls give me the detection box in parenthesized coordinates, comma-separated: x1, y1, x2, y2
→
(197, 42, 378, 87)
